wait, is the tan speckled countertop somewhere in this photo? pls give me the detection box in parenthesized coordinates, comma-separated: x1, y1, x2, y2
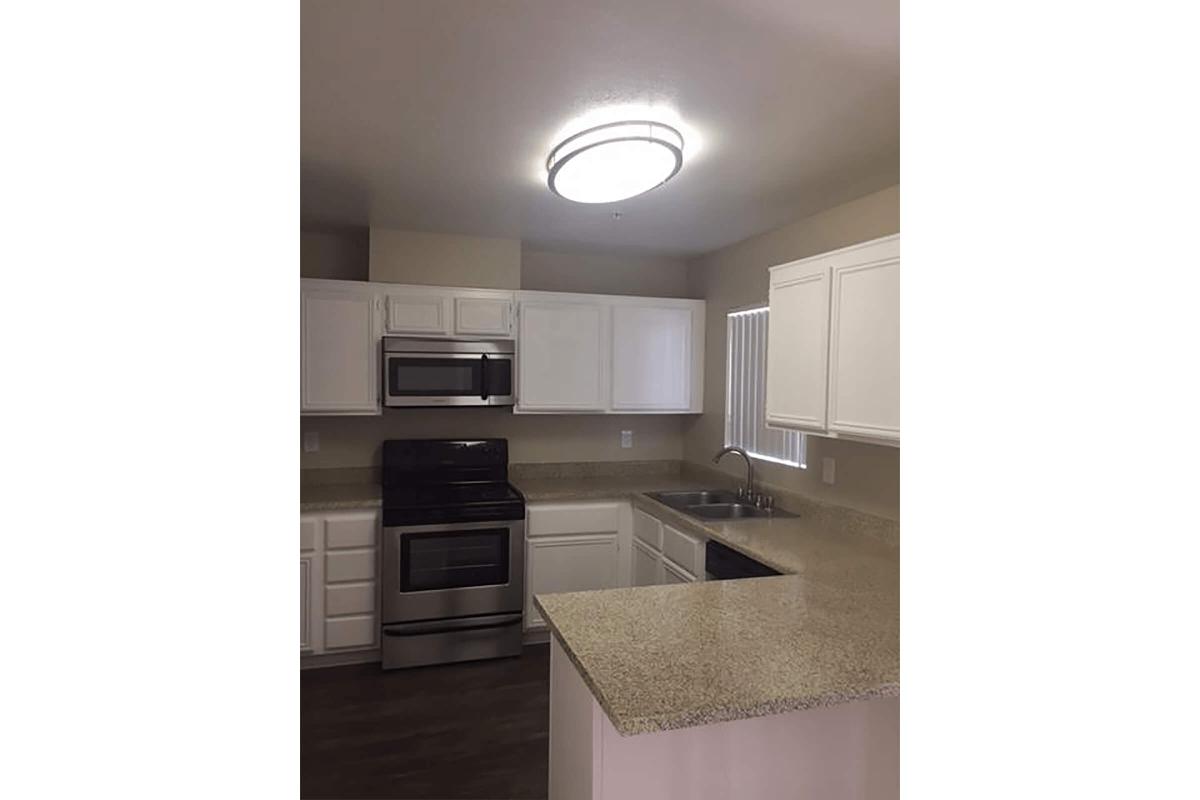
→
(512, 473, 714, 503)
(531, 478, 898, 737)
(300, 483, 382, 512)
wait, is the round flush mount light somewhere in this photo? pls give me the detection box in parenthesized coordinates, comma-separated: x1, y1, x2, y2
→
(546, 120, 684, 204)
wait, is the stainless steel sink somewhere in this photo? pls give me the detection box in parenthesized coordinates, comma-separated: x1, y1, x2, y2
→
(686, 503, 773, 520)
(646, 490, 795, 521)
(647, 489, 740, 508)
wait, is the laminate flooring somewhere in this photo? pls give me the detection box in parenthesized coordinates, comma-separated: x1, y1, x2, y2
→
(301, 644, 549, 799)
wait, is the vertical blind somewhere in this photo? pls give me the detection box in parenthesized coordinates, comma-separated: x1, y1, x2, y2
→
(725, 307, 805, 467)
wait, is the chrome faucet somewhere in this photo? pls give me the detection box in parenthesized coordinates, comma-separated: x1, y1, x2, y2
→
(713, 446, 755, 501)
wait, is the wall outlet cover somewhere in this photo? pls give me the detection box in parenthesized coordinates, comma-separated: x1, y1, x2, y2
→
(821, 457, 836, 485)
(303, 431, 320, 453)
(620, 430, 633, 449)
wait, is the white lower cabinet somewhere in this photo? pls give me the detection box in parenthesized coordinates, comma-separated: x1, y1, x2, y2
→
(632, 539, 663, 586)
(631, 508, 704, 585)
(661, 557, 694, 584)
(525, 502, 625, 630)
(300, 508, 380, 657)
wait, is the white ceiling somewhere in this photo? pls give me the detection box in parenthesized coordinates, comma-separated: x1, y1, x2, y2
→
(301, 0, 898, 257)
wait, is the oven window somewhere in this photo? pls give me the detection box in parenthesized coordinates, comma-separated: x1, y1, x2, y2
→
(388, 357, 482, 397)
(400, 528, 510, 592)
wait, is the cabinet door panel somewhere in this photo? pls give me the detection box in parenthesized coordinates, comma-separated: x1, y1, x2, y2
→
(385, 293, 450, 335)
(525, 534, 619, 629)
(300, 556, 313, 652)
(611, 305, 692, 410)
(765, 265, 829, 431)
(828, 255, 900, 442)
(301, 284, 379, 414)
(518, 300, 607, 411)
(632, 539, 662, 587)
(300, 518, 318, 552)
(455, 296, 511, 336)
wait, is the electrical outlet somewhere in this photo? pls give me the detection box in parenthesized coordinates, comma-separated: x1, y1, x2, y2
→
(620, 430, 633, 449)
(303, 431, 320, 453)
(821, 457, 836, 485)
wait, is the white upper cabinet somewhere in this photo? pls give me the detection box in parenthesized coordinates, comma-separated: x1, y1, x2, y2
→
(766, 263, 829, 432)
(611, 301, 704, 412)
(827, 249, 900, 441)
(381, 285, 514, 337)
(517, 295, 608, 411)
(516, 291, 705, 415)
(454, 293, 513, 337)
(766, 234, 899, 444)
(301, 279, 381, 415)
(384, 289, 451, 335)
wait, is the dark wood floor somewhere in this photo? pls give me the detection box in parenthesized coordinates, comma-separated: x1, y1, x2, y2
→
(302, 644, 550, 800)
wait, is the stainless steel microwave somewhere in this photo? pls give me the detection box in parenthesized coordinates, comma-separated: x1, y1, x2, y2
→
(382, 338, 515, 407)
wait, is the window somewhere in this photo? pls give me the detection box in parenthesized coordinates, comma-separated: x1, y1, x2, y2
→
(725, 306, 805, 467)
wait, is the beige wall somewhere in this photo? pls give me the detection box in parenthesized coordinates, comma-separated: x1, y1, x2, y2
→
(683, 185, 900, 520)
(300, 411, 685, 469)
(301, 229, 369, 280)
(369, 228, 521, 289)
(521, 247, 692, 298)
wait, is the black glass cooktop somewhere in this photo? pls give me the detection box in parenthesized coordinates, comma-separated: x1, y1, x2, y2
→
(380, 439, 525, 526)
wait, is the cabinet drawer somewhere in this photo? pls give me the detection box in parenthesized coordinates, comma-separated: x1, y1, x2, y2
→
(662, 556, 696, 584)
(527, 502, 621, 537)
(662, 524, 702, 575)
(300, 518, 319, 552)
(325, 514, 377, 549)
(325, 615, 376, 650)
(325, 549, 376, 583)
(325, 582, 376, 616)
(633, 508, 662, 549)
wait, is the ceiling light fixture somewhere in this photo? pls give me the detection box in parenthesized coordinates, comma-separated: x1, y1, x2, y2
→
(546, 119, 684, 204)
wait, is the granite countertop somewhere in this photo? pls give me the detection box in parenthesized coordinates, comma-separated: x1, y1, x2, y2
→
(300, 483, 382, 512)
(533, 488, 898, 737)
(512, 473, 714, 503)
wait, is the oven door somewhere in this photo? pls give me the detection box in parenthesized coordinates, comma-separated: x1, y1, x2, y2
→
(383, 352, 514, 407)
(382, 519, 525, 624)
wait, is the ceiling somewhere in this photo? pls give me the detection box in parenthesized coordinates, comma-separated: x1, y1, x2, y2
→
(301, 0, 898, 258)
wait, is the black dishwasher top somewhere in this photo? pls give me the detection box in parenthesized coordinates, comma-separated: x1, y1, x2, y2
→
(705, 540, 782, 580)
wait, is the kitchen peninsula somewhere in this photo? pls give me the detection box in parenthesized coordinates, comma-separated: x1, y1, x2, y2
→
(534, 492, 899, 800)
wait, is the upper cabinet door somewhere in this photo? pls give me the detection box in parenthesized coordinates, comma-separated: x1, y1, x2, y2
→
(454, 295, 512, 337)
(766, 263, 830, 431)
(384, 291, 451, 335)
(827, 240, 900, 442)
(611, 303, 699, 412)
(517, 298, 607, 411)
(301, 281, 380, 415)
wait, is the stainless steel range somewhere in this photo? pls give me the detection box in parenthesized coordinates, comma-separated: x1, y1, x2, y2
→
(379, 439, 526, 669)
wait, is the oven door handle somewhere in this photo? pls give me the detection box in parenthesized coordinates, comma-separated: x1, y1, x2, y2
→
(383, 612, 523, 638)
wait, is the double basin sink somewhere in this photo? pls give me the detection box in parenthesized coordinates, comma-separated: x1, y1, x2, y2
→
(646, 489, 796, 521)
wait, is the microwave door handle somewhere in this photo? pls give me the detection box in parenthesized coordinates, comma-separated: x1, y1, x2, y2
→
(480, 353, 489, 400)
